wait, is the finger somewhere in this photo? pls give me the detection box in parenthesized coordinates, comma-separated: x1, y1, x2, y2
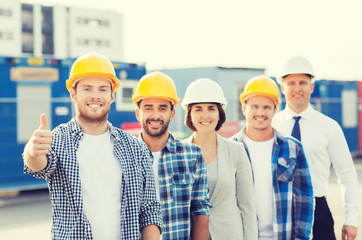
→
(39, 113, 47, 130)
(342, 230, 346, 240)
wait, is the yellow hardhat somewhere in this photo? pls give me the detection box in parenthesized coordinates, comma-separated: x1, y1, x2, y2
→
(66, 52, 120, 93)
(132, 71, 180, 107)
(240, 75, 281, 106)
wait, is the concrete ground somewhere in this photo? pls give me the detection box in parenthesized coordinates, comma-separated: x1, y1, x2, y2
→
(0, 160, 361, 240)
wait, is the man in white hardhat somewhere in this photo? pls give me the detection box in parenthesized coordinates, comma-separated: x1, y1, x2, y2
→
(272, 56, 360, 240)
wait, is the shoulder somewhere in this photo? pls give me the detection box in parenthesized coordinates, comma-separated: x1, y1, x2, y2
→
(113, 127, 148, 149)
(174, 137, 202, 152)
(275, 129, 303, 149)
(312, 109, 339, 126)
(219, 135, 245, 151)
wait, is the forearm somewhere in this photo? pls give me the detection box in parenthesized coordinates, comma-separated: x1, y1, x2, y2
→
(191, 215, 209, 240)
(141, 224, 160, 240)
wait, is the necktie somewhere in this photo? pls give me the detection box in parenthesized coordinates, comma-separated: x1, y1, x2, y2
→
(291, 116, 301, 141)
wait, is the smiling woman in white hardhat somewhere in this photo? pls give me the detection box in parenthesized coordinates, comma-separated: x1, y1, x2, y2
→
(182, 78, 257, 240)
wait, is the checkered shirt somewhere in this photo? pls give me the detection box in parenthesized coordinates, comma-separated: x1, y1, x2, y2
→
(139, 133, 210, 240)
(233, 128, 314, 240)
(24, 118, 162, 240)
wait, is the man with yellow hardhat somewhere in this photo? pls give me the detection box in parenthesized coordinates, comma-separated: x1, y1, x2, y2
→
(133, 71, 210, 240)
(232, 75, 314, 240)
(273, 56, 360, 240)
(23, 52, 162, 239)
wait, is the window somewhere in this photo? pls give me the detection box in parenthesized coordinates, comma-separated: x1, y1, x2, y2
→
(0, 31, 13, 40)
(42, 6, 54, 54)
(77, 38, 110, 47)
(342, 89, 357, 128)
(17, 85, 52, 143)
(115, 80, 139, 111)
(22, 4, 33, 54)
(77, 17, 109, 27)
(0, 8, 12, 17)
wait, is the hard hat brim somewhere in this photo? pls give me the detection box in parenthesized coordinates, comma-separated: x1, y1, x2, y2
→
(66, 72, 120, 93)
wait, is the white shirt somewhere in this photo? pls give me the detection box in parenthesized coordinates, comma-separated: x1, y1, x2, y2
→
(273, 104, 360, 226)
(243, 135, 274, 239)
(152, 151, 162, 240)
(152, 151, 161, 200)
(78, 131, 122, 239)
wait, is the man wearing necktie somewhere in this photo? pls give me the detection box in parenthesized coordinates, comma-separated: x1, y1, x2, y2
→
(272, 56, 360, 240)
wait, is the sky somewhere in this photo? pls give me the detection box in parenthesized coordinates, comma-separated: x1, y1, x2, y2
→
(26, 0, 362, 80)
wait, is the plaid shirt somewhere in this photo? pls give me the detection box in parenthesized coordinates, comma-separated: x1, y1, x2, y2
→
(139, 133, 210, 240)
(24, 118, 162, 240)
(233, 129, 314, 240)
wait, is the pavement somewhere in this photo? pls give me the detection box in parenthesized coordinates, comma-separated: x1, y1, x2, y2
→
(0, 159, 361, 240)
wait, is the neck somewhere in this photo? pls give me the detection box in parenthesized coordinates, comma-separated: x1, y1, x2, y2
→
(288, 103, 309, 114)
(76, 117, 108, 135)
(192, 131, 217, 148)
(245, 126, 274, 142)
(142, 131, 169, 152)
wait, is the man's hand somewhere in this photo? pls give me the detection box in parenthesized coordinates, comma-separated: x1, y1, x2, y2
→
(342, 225, 357, 240)
(23, 113, 52, 172)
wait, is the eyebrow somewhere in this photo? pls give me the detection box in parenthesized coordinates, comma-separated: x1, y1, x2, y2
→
(80, 84, 110, 88)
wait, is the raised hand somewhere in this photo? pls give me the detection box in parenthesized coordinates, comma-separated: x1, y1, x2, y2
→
(23, 113, 52, 171)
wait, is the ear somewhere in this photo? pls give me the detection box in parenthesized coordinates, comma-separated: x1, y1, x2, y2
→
(110, 91, 115, 103)
(280, 84, 285, 95)
(310, 82, 315, 94)
(70, 88, 76, 103)
(242, 104, 246, 116)
(135, 107, 141, 122)
(170, 108, 176, 122)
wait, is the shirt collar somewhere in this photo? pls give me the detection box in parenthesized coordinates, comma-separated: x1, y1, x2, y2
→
(138, 132, 177, 153)
(284, 103, 314, 120)
(68, 117, 117, 142)
(235, 127, 282, 145)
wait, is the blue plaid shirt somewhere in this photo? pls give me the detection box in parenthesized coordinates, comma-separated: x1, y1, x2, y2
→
(24, 118, 162, 240)
(139, 133, 210, 240)
(233, 129, 314, 240)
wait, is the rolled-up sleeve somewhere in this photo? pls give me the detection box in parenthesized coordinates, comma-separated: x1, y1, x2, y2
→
(191, 150, 210, 217)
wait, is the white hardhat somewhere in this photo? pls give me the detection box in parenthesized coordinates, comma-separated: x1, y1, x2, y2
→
(182, 78, 228, 110)
(277, 56, 315, 84)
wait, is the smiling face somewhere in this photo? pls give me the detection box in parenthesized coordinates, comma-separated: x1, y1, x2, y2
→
(135, 98, 175, 138)
(242, 95, 276, 134)
(190, 103, 219, 133)
(71, 76, 114, 124)
(281, 74, 314, 113)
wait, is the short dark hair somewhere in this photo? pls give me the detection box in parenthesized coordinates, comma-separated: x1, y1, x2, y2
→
(185, 103, 226, 132)
(137, 99, 174, 111)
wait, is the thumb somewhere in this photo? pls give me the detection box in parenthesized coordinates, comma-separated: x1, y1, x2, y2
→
(39, 113, 47, 130)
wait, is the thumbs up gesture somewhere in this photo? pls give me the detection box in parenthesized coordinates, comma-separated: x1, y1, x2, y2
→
(23, 113, 52, 171)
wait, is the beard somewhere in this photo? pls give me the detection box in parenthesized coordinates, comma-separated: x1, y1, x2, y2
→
(76, 103, 110, 124)
(78, 111, 108, 123)
(142, 118, 170, 137)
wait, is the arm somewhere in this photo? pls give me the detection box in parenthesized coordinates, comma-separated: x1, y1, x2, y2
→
(191, 215, 209, 240)
(293, 146, 314, 239)
(141, 224, 161, 240)
(190, 148, 210, 239)
(139, 145, 163, 234)
(328, 124, 360, 230)
(236, 145, 258, 240)
(23, 113, 51, 172)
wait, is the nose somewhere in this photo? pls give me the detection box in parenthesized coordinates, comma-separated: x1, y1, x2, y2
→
(149, 110, 162, 120)
(90, 89, 102, 99)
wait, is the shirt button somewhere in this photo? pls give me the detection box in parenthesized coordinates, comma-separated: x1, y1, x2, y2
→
(182, 179, 185, 183)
